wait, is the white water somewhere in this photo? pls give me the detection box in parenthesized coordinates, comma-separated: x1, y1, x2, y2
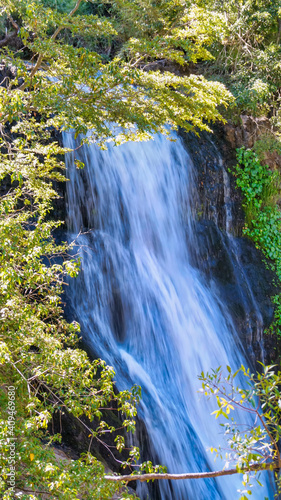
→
(64, 132, 273, 499)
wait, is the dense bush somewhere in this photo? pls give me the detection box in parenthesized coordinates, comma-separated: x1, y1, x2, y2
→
(234, 148, 281, 341)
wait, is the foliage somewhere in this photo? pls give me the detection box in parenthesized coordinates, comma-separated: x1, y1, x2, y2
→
(40, 0, 113, 54)
(108, 0, 226, 67)
(42, 0, 92, 14)
(0, 118, 146, 498)
(253, 133, 281, 161)
(0, 0, 233, 146)
(199, 363, 281, 500)
(233, 147, 281, 343)
(234, 147, 280, 224)
(200, 0, 281, 121)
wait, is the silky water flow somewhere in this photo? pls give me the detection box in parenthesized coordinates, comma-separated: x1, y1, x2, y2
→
(63, 131, 274, 500)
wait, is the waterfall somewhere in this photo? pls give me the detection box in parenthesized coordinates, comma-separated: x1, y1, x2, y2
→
(63, 131, 274, 499)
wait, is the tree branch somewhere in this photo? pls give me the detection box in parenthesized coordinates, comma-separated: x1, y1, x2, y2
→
(257, 411, 281, 467)
(277, 17, 281, 45)
(51, 0, 84, 41)
(104, 462, 278, 483)
(7, 13, 19, 31)
(19, 0, 84, 90)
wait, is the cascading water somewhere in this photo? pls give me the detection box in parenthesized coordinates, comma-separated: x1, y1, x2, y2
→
(63, 131, 274, 499)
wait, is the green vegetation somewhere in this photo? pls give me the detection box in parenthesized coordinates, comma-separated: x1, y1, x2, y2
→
(234, 148, 280, 227)
(233, 148, 281, 345)
(201, 0, 281, 121)
(0, 99, 144, 499)
(199, 363, 281, 500)
(0, 0, 232, 144)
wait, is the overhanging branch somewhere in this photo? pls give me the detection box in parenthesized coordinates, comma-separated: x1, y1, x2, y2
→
(105, 462, 278, 483)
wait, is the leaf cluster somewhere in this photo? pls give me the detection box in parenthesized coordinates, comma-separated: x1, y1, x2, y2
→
(199, 363, 281, 499)
(0, 0, 233, 145)
(0, 115, 144, 497)
(201, 0, 281, 121)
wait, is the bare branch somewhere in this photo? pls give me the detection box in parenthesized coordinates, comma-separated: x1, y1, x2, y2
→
(7, 13, 19, 31)
(105, 462, 278, 483)
(257, 412, 281, 467)
(51, 0, 84, 41)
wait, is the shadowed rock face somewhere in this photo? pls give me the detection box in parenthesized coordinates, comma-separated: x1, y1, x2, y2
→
(224, 115, 281, 168)
(192, 221, 276, 365)
(179, 125, 245, 236)
(180, 126, 278, 366)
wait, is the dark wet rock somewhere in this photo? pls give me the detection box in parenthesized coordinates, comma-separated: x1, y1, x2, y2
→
(179, 126, 278, 366)
(179, 125, 245, 237)
(224, 115, 281, 172)
(51, 398, 134, 475)
(0, 61, 17, 86)
(191, 220, 276, 365)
